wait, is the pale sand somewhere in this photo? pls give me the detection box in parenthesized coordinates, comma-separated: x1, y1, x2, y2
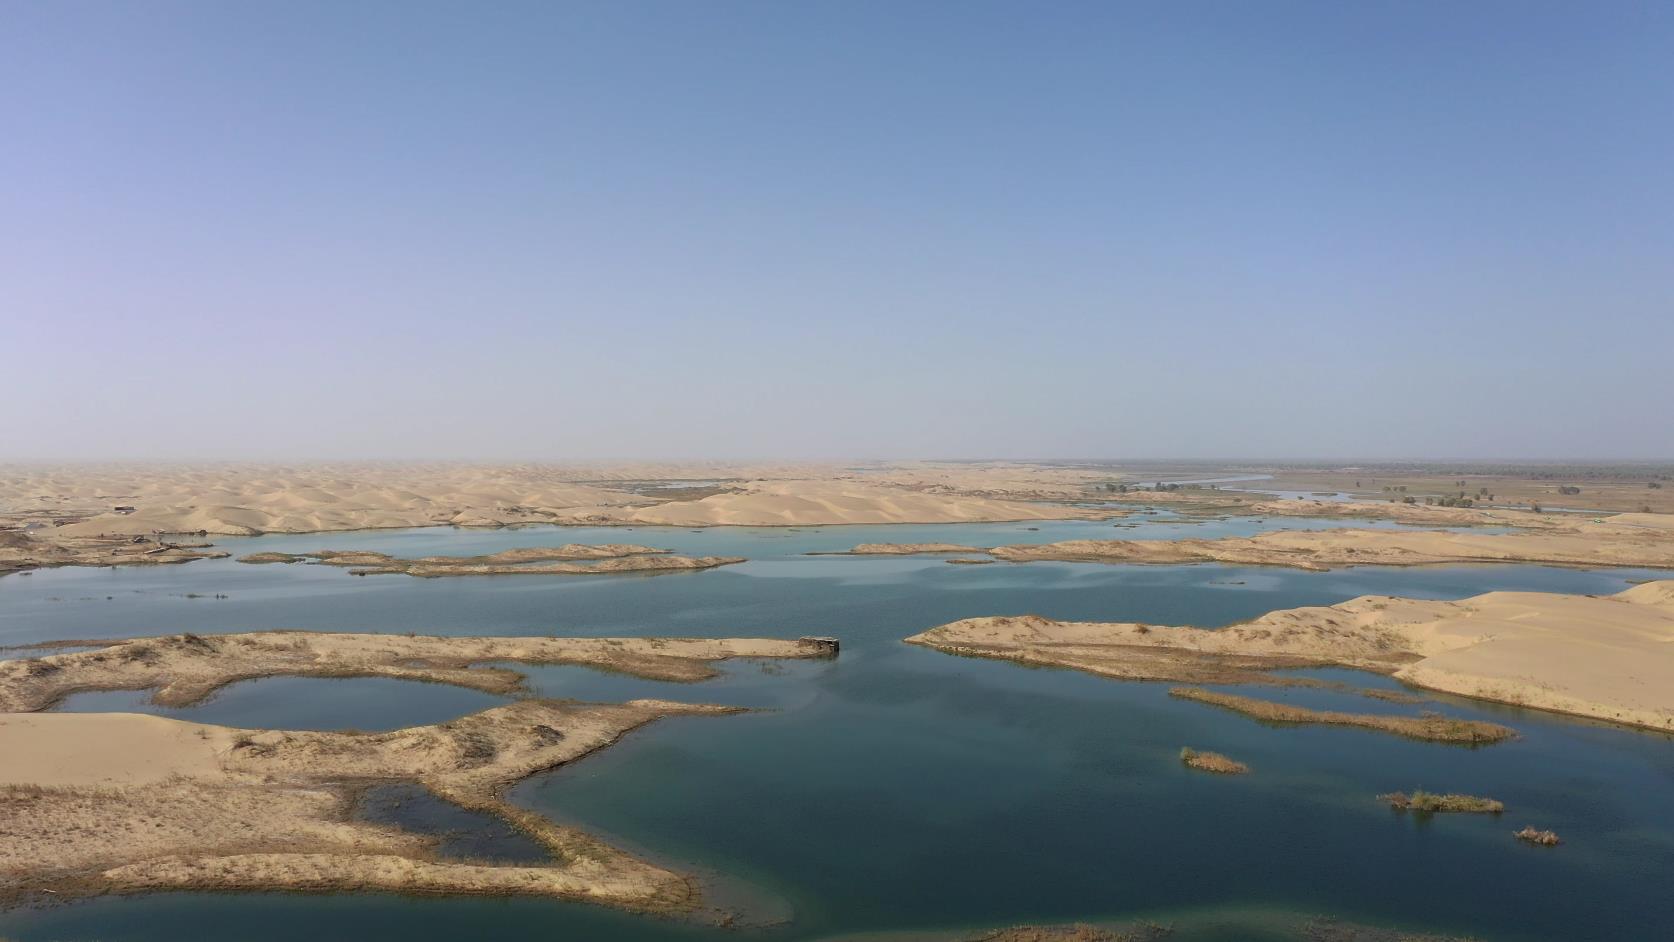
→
(907, 581, 1674, 731)
(0, 632, 840, 712)
(0, 713, 233, 787)
(0, 700, 738, 907)
(606, 479, 1104, 527)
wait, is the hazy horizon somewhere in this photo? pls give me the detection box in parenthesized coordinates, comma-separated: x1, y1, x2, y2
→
(6, 1, 1672, 461)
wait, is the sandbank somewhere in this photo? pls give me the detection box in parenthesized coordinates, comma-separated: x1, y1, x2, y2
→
(906, 581, 1674, 731)
(0, 632, 840, 712)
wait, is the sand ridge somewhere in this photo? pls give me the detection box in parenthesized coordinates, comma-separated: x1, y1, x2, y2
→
(838, 513, 1674, 571)
(0, 631, 841, 712)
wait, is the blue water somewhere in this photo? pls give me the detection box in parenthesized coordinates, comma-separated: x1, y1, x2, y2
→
(2, 517, 1670, 941)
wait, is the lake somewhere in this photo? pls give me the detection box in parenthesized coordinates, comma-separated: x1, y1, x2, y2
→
(2, 516, 1670, 941)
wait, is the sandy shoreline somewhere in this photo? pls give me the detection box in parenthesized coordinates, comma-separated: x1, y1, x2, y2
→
(907, 581, 1674, 731)
(0, 701, 730, 908)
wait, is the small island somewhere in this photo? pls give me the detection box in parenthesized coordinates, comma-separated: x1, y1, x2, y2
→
(237, 545, 743, 577)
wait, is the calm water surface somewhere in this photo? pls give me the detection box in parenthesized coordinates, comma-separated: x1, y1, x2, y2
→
(2, 517, 1670, 941)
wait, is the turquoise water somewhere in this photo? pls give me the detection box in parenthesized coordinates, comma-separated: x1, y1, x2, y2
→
(2, 518, 1671, 941)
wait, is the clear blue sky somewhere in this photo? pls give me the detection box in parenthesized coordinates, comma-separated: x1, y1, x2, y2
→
(4, 1, 1671, 460)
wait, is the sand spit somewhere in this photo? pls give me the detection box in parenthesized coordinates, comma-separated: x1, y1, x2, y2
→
(1168, 688, 1515, 744)
(0, 632, 839, 712)
(234, 545, 741, 577)
(241, 544, 669, 565)
(0, 529, 226, 577)
(0, 700, 741, 908)
(906, 582, 1674, 731)
(845, 513, 1674, 572)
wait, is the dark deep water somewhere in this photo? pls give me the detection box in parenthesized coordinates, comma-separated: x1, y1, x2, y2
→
(3, 516, 1671, 941)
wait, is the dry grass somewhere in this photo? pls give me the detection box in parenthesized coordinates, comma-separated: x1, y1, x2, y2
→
(1515, 826, 1561, 846)
(1168, 687, 1517, 744)
(1380, 790, 1504, 814)
(1179, 747, 1249, 774)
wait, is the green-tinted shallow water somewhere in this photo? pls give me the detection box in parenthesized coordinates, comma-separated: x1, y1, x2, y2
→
(3, 517, 1671, 941)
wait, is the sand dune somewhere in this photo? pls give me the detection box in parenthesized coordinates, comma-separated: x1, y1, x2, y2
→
(607, 479, 1098, 527)
(0, 463, 1105, 538)
(908, 581, 1674, 731)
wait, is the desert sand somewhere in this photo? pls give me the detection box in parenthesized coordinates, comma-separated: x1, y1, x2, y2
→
(0, 632, 840, 712)
(906, 581, 1674, 731)
(238, 546, 743, 577)
(0, 700, 739, 908)
(0, 463, 1106, 539)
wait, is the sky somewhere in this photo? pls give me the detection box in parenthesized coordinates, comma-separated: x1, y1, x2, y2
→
(3, 0, 1671, 461)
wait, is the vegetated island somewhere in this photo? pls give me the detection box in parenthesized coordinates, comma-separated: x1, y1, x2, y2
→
(1514, 826, 1561, 846)
(1381, 790, 1503, 814)
(1169, 687, 1514, 744)
(0, 632, 840, 712)
(835, 512, 1674, 572)
(906, 581, 1674, 732)
(1178, 747, 1248, 774)
(237, 545, 743, 577)
(0, 700, 744, 909)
